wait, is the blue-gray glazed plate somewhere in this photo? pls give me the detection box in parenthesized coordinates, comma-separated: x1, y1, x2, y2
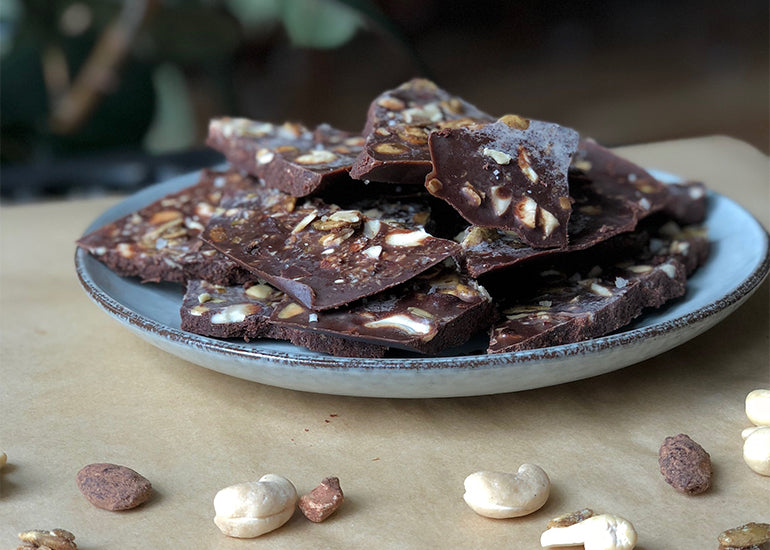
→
(75, 170, 769, 398)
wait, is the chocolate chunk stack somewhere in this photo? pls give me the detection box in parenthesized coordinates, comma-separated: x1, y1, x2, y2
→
(78, 79, 709, 357)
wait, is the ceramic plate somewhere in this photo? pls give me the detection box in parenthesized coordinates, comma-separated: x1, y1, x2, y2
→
(75, 170, 769, 398)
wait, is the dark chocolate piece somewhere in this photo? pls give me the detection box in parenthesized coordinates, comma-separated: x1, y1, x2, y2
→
(457, 181, 643, 278)
(207, 118, 364, 197)
(269, 264, 493, 354)
(350, 78, 494, 184)
(570, 138, 670, 216)
(180, 279, 387, 357)
(426, 115, 578, 248)
(488, 257, 687, 353)
(77, 170, 254, 284)
(486, 218, 710, 353)
(663, 181, 708, 225)
(201, 190, 461, 310)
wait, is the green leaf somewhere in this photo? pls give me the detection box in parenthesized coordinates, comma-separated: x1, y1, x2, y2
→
(280, 0, 364, 49)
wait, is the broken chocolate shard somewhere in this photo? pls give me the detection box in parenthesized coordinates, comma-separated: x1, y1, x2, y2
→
(180, 279, 387, 357)
(570, 138, 670, 216)
(350, 78, 494, 184)
(486, 220, 710, 354)
(77, 170, 254, 284)
(201, 188, 461, 311)
(207, 118, 364, 197)
(269, 264, 494, 355)
(426, 116, 579, 248)
(457, 180, 642, 278)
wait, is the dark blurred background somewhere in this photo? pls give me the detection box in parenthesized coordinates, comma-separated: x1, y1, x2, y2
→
(1, 0, 768, 202)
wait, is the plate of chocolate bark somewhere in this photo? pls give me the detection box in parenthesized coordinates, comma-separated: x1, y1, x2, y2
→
(75, 79, 769, 398)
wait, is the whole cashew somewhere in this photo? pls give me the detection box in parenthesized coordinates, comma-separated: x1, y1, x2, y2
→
(746, 389, 770, 426)
(743, 426, 770, 476)
(541, 513, 637, 550)
(463, 464, 550, 518)
(213, 474, 297, 538)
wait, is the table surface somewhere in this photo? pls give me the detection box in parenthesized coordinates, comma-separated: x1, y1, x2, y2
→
(2, 136, 768, 549)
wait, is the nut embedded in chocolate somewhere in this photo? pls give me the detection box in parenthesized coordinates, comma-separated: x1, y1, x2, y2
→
(76, 463, 153, 511)
(658, 433, 712, 495)
(298, 476, 344, 522)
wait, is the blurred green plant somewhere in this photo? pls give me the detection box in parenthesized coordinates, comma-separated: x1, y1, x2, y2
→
(0, 0, 403, 163)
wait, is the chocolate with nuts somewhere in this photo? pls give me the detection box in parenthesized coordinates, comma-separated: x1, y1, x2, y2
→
(488, 258, 687, 353)
(269, 264, 493, 354)
(426, 115, 579, 248)
(77, 170, 254, 285)
(658, 433, 713, 495)
(350, 78, 494, 184)
(570, 138, 670, 216)
(181, 279, 387, 357)
(207, 117, 365, 197)
(201, 191, 461, 311)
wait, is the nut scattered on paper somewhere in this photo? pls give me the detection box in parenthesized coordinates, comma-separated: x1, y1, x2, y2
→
(17, 529, 77, 550)
(463, 464, 550, 518)
(298, 476, 344, 523)
(214, 474, 297, 538)
(540, 512, 637, 550)
(658, 433, 712, 494)
(76, 463, 153, 511)
(717, 522, 770, 549)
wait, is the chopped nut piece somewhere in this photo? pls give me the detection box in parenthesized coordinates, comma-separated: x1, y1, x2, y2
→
(537, 207, 560, 237)
(460, 184, 483, 207)
(245, 283, 275, 300)
(294, 149, 338, 165)
(718, 522, 770, 549)
(517, 147, 539, 183)
(373, 142, 408, 155)
(384, 229, 430, 247)
(426, 178, 443, 194)
(18, 529, 77, 550)
(482, 147, 513, 165)
(499, 114, 530, 129)
(515, 196, 538, 228)
(298, 477, 344, 523)
(277, 302, 306, 319)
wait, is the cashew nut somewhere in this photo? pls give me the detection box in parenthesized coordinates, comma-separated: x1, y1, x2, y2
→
(541, 513, 637, 550)
(746, 389, 770, 426)
(463, 464, 550, 518)
(742, 425, 770, 476)
(213, 474, 297, 538)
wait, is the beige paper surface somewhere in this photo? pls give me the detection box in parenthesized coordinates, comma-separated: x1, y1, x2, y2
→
(2, 136, 768, 548)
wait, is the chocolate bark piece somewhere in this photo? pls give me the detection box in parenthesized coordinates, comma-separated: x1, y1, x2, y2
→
(663, 181, 708, 225)
(269, 264, 494, 354)
(643, 220, 710, 276)
(488, 257, 688, 353)
(350, 78, 494, 184)
(201, 191, 461, 311)
(207, 118, 364, 197)
(570, 138, 670, 216)
(486, 220, 709, 354)
(426, 115, 578, 248)
(180, 279, 387, 357)
(77, 170, 254, 284)
(457, 181, 642, 278)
